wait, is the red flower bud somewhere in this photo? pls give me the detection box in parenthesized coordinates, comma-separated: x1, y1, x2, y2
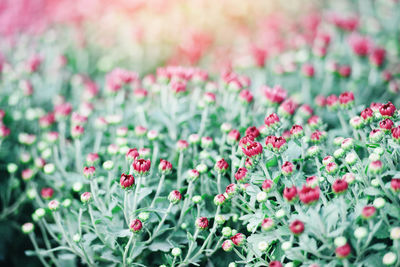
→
(290, 220, 305, 235)
(120, 173, 135, 189)
(245, 126, 260, 139)
(339, 91, 354, 107)
(269, 261, 283, 267)
(129, 219, 143, 233)
(242, 141, 263, 158)
(215, 158, 229, 173)
(231, 233, 246, 246)
(336, 243, 351, 259)
(227, 129, 241, 144)
(361, 205, 376, 219)
(83, 166, 96, 179)
(41, 187, 54, 200)
(283, 186, 297, 202)
(332, 179, 348, 194)
(132, 159, 151, 176)
(195, 217, 209, 229)
(281, 161, 294, 175)
(264, 113, 280, 128)
(235, 167, 248, 183)
(391, 178, 400, 192)
(262, 179, 274, 192)
(158, 159, 172, 174)
(299, 185, 320, 204)
(379, 101, 396, 117)
(168, 190, 182, 204)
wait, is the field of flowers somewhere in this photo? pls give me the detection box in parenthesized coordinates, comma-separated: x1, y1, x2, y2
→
(0, 0, 400, 266)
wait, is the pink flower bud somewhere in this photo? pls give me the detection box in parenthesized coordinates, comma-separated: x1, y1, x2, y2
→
(290, 124, 304, 138)
(158, 159, 172, 175)
(86, 153, 99, 165)
(41, 187, 54, 200)
(283, 186, 297, 202)
(269, 261, 283, 267)
(215, 159, 229, 173)
(22, 168, 34, 181)
(361, 205, 376, 219)
(71, 125, 84, 139)
(214, 194, 226, 206)
(222, 240, 233, 251)
(290, 220, 304, 235)
(168, 190, 182, 204)
(120, 173, 135, 189)
(235, 167, 248, 183)
(339, 91, 354, 108)
(187, 169, 200, 181)
(227, 129, 241, 145)
(225, 184, 238, 197)
(80, 192, 92, 203)
(176, 140, 189, 151)
(262, 85, 287, 105)
(129, 219, 143, 233)
(264, 113, 280, 128)
(195, 217, 209, 230)
(299, 185, 320, 204)
(83, 166, 96, 179)
(379, 101, 396, 117)
(242, 141, 263, 158)
(261, 218, 274, 231)
(336, 243, 351, 259)
(326, 95, 339, 110)
(132, 159, 151, 176)
(281, 161, 294, 176)
(390, 178, 400, 192)
(238, 89, 254, 104)
(231, 233, 246, 246)
(0, 125, 11, 138)
(332, 179, 348, 194)
(48, 200, 60, 211)
(369, 160, 383, 174)
(126, 148, 139, 162)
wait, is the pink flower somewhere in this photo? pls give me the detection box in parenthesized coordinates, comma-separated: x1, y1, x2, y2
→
(120, 174, 135, 189)
(129, 219, 143, 233)
(348, 33, 373, 56)
(132, 159, 151, 176)
(299, 185, 320, 204)
(215, 158, 229, 173)
(290, 220, 305, 235)
(261, 85, 287, 104)
(283, 186, 297, 202)
(369, 47, 386, 67)
(195, 217, 209, 229)
(41, 187, 54, 200)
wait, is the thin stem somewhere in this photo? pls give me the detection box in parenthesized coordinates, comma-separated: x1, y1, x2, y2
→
(38, 220, 59, 267)
(93, 131, 103, 153)
(123, 233, 134, 267)
(198, 107, 209, 137)
(177, 152, 184, 189)
(181, 228, 200, 265)
(74, 139, 82, 173)
(148, 203, 173, 243)
(29, 233, 51, 267)
(150, 174, 165, 208)
(132, 176, 142, 214)
(124, 190, 131, 226)
(217, 173, 222, 194)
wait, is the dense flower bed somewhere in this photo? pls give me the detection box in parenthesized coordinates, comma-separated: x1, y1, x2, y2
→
(1, 0, 400, 267)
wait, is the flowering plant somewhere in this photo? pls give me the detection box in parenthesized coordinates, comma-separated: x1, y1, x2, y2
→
(1, 1, 400, 267)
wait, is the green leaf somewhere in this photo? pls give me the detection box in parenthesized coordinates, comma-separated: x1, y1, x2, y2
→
(148, 241, 174, 252)
(363, 187, 382, 196)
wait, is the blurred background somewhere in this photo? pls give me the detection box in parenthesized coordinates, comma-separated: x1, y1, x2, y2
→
(1, 0, 400, 266)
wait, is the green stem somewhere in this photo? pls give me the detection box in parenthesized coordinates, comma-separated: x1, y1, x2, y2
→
(74, 139, 82, 172)
(132, 176, 142, 214)
(29, 233, 51, 267)
(123, 233, 134, 267)
(150, 174, 165, 208)
(148, 203, 173, 243)
(177, 152, 184, 189)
